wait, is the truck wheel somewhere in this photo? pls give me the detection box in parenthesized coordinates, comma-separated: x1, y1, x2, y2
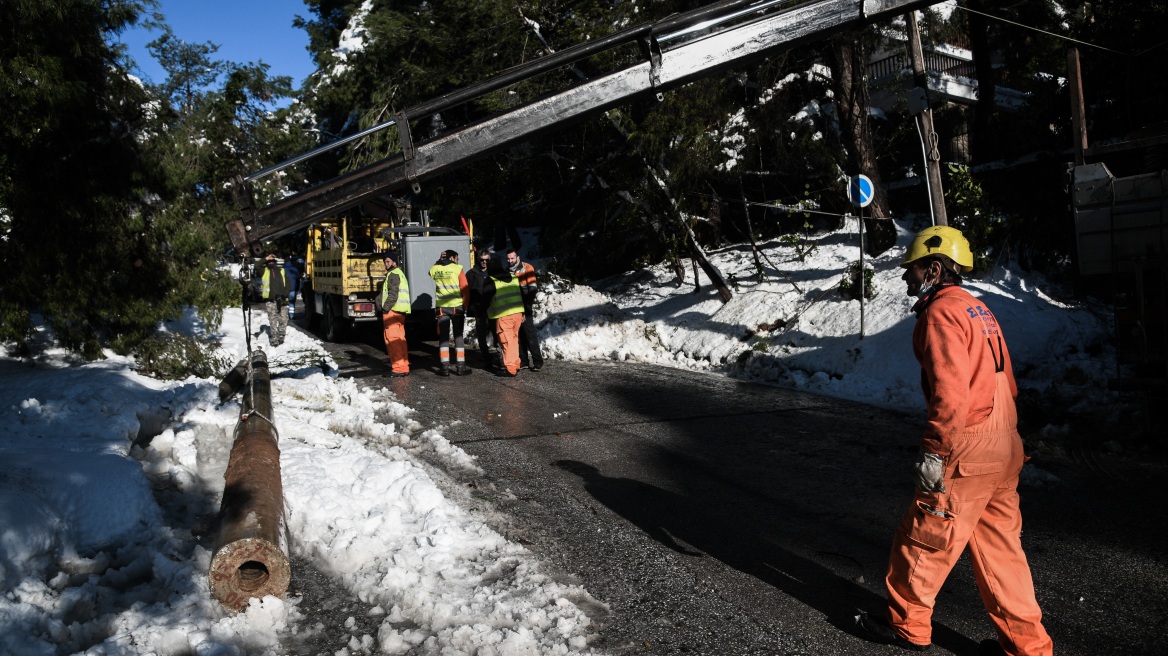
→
(324, 304, 349, 342)
(323, 305, 337, 341)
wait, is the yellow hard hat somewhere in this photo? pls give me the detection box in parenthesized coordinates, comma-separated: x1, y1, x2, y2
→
(901, 225, 974, 272)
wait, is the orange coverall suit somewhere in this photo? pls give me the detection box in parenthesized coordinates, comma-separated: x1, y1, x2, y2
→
(886, 285, 1052, 656)
(380, 267, 411, 374)
(488, 274, 525, 375)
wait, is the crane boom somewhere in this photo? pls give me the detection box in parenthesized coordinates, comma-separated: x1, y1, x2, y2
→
(227, 0, 937, 256)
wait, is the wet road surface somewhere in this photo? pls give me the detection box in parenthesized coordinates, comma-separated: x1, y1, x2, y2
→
(305, 324, 1168, 656)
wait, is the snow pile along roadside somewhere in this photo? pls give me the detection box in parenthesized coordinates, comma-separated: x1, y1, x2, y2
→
(537, 217, 1113, 420)
(0, 308, 604, 655)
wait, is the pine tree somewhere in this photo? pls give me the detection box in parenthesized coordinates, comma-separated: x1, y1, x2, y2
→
(0, 0, 171, 356)
(0, 0, 312, 356)
(147, 26, 225, 114)
(140, 27, 312, 329)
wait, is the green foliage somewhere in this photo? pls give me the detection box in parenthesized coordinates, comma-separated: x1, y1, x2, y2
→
(131, 331, 232, 380)
(839, 261, 874, 300)
(137, 15, 311, 336)
(147, 26, 225, 113)
(780, 220, 819, 262)
(0, 300, 32, 347)
(1, 0, 167, 357)
(297, 0, 755, 280)
(0, 0, 311, 358)
(944, 163, 1001, 271)
(300, 0, 548, 173)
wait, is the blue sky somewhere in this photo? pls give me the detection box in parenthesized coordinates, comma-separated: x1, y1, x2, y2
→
(116, 0, 317, 89)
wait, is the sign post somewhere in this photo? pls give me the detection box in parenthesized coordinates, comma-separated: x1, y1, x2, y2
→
(848, 175, 874, 339)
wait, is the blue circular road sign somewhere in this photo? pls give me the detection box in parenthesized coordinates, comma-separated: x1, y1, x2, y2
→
(849, 174, 874, 208)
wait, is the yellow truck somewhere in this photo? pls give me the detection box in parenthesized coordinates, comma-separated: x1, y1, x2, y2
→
(301, 211, 471, 341)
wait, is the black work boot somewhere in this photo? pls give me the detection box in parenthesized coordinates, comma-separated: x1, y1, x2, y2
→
(455, 363, 471, 376)
(856, 612, 929, 652)
(438, 364, 451, 377)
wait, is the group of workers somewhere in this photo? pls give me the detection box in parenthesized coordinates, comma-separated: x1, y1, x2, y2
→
(255, 224, 1051, 656)
(375, 245, 544, 378)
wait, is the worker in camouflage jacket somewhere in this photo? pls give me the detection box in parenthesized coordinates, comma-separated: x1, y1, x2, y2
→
(254, 253, 289, 347)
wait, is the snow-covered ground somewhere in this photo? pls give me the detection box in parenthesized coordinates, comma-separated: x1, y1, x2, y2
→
(538, 219, 1111, 420)
(1, 217, 1116, 655)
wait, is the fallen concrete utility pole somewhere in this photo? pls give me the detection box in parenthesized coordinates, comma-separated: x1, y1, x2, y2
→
(209, 349, 290, 611)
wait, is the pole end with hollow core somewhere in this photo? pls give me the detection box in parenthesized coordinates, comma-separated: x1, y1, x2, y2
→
(209, 537, 290, 611)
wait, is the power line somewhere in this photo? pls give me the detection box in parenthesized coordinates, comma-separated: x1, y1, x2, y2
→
(955, 4, 1168, 57)
(688, 190, 882, 220)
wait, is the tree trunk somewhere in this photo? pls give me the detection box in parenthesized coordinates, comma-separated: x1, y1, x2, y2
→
(827, 35, 897, 255)
(649, 169, 731, 301)
(671, 255, 686, 287)
(738, 178, 765, 283)
(517, 6, 732, 303)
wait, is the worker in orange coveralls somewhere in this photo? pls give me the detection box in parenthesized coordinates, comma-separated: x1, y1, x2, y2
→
(377, 251, 411, 377)
(858, 226, 1053, 656)
(484, 258, 525, 377)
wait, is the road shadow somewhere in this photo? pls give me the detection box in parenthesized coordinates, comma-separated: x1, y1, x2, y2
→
(554, 457, 979, 655)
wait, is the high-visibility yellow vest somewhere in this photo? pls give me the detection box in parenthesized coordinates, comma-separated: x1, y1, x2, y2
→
(261, 267, 287, 300)
(429, 262, 463, 308)
(381, 268, 411, 313)
(488, 276, 524, 319)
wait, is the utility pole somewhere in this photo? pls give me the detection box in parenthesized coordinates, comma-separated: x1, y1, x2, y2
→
(1068, 47, 1088, 166)
(210, 350, 290, 611)
(906, 10, 948, 226)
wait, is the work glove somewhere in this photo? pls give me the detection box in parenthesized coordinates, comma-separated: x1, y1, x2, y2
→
(913, 450, 947, 494)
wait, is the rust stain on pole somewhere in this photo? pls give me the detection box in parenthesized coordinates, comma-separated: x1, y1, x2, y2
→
(210, 350, 290, 611)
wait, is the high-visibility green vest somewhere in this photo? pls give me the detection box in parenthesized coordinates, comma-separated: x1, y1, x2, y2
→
(261, 267, 287, 299)
(429, 262, 463, 308)
(488, 276, 524, 319)
(381, 267, 411, 313)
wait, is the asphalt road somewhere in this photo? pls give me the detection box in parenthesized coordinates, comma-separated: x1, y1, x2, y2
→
(300, 320, 1168, 656)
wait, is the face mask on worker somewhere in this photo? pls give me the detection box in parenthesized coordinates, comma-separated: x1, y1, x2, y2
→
(918, 263, 940, 300)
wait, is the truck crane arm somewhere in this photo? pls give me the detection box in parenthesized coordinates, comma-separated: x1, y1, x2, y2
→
(226, 0, 938, 258)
